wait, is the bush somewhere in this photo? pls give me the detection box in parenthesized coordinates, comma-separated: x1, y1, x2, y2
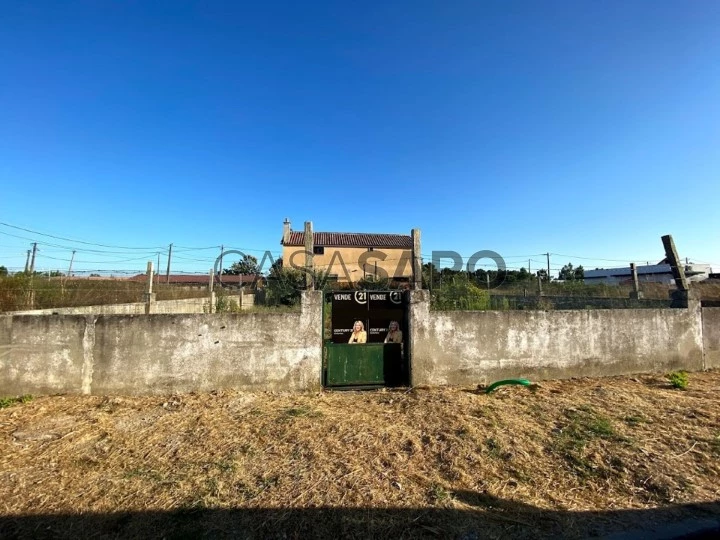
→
(214, 289, 241, 313)
(667, 370, 689, 390)
(432, 275, 490, 311)
(266, 267, 305, 306)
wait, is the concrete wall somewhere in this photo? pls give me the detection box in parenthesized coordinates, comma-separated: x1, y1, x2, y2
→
(0, 292, 322, 396)
(702, 308, 720, 369)
(409, 291, 706, 386)
(489, 295, 669, 310)
(5, 294, 258, 316)
(0, 315, 91, 395)
(1, 291, 717, 396)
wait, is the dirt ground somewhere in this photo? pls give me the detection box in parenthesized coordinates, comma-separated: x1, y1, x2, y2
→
(1, 371, 719, 539)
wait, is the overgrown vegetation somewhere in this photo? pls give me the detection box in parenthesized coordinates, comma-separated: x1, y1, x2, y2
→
(431, 274, 491, 310)
(213, 289, 241, 313)
(266, 267, 305, 306)
(3, 264, 719, 312)
(0, 274, 208, 312)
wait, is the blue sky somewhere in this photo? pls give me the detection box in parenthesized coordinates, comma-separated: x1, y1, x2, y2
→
(1, 1, 719, 276)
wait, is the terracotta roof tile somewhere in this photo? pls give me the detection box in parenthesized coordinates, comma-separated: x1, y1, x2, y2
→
(284, 232, 412, 248)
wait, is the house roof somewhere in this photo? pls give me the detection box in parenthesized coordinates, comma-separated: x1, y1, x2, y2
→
(283, 231, 413, 249)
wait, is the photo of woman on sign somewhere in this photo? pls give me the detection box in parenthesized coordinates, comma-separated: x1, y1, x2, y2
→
(348, 320, 367, 344)
(384, 320, 403, 344)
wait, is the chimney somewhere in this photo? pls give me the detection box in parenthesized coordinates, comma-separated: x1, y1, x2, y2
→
(282, 218, 291, 244)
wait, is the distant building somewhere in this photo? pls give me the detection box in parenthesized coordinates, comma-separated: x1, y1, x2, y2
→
(584, 261, 712, 285)
(280, 219, 415, 283)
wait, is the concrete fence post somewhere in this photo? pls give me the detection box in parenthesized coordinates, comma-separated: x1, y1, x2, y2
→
(629, 263, 644, 299)
(411, 228, 422, 290)
(143, 261, 156, 314)
(208, 269, 215, 314)
(407, 289, 430, 386)
(304, 221, 314, 290)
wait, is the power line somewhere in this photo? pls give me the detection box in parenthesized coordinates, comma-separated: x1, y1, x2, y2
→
(40, 254, 155, 264)
(0, 221, 166, 250)
(0, 230, 165, 256)
(549, 252, 664, 263)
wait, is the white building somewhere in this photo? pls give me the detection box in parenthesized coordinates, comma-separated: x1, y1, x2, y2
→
(584, 262, 712, 285)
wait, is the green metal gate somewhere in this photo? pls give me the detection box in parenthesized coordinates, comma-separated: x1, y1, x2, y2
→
(322, 291, 408, 389)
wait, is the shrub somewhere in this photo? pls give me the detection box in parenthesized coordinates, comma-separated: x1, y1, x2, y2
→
(266, 267, 305, 306)
(667, 370, 689, 390)
(432, 275, 490, 311)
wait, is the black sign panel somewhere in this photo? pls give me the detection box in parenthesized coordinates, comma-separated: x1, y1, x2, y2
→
(331, 290, 405, 344)
(331, 291, 368, 343)
(367, 291, 405, 343)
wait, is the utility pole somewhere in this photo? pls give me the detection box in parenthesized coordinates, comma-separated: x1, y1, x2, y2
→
(546, 252, 550, 282)
(30, 242, 37, 274)
(528, 259, 531, 275)
(166, 243, 173, 284)
(68, 250, 76, 276)
(156, 253, 160, 286)
(24, 250, 31, 273)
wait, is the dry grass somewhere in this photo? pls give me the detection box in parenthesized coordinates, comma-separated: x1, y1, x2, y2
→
(1, 372, 720, 538)
(0, 275, 218, 312)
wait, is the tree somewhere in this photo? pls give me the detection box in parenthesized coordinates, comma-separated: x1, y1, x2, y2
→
(223, 254, 260, 275)
(0, 266, 8, 277)
(266, 265, 305, 305)
(536, 269, 548, 282)
(558, 263, 584, 281)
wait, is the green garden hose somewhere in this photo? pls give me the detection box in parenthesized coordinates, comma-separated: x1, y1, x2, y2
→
(484, 378, 532, 394)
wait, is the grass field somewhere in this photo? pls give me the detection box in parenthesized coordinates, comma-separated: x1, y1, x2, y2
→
(1, 371, 719, 538)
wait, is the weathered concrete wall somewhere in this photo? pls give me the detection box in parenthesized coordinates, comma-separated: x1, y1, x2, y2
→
(702, 308, 720, 369)
(2, 291, 715, 396)
(0, 292, 322, 396)
(410, 290, 705, 386)
(0, 315, 92, 395)
(149, 297, 210, 314)
(8, 302, 147, 315)
(5, 296, 230, 316)
(489, 295, 669, 310)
